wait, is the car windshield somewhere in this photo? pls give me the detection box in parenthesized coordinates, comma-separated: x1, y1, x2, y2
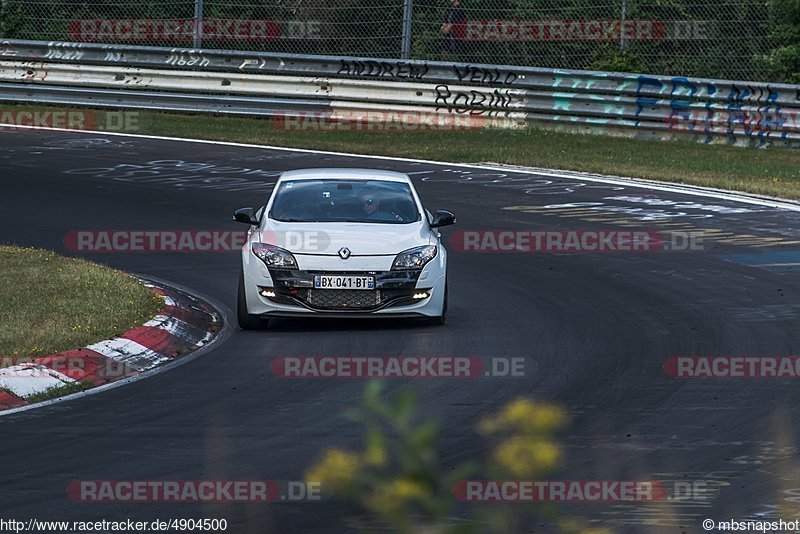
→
(269, 179, 421, 224)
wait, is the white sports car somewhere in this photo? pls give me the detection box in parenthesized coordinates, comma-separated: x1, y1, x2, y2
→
(234, 168, 455, 329)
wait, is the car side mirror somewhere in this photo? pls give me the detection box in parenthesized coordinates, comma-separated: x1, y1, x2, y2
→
(233, 207, 259, 226)
(430, 210, 456, 228)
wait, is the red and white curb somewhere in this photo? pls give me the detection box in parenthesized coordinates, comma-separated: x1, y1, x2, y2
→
(0, 280, 221, 410)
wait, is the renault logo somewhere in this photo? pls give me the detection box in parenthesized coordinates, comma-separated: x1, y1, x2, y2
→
(338, 247, 352, 260)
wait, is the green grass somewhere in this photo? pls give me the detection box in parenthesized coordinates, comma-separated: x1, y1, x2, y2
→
(0, 246, 163, 359)
(132, 111, 800, 200)
(24, 381, 93, 403)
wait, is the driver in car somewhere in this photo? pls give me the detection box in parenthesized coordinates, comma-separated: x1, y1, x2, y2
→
(361, 194, 404, 222)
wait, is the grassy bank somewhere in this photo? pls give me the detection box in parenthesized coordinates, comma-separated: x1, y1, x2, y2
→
(135, 111, 800, 199)
(0, 246, 163, 359)
(3, 105, 800, 199)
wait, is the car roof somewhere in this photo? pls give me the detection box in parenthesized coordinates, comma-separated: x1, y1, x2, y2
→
(278, 168, 412, 184)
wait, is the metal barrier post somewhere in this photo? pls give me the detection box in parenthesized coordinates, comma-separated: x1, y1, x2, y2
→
(193, 0, 204, 49)
(401, 0, 413, 59)
(620, 0, 628, 50)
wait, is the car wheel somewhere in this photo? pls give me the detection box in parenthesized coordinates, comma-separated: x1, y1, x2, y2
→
(426, 280, 447, 326)
(238, 271, 270, 330)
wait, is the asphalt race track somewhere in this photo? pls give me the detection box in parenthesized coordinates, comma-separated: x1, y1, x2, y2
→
(2, 130, 800, 533)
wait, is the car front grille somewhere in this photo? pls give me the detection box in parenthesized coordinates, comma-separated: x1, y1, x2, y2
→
(281, 288, 414, 311)
(303, 289, 382, 310)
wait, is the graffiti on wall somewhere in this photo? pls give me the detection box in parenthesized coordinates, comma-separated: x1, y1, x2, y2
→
(453, 65, 519, 85)
(337, 59, 429, 80)
(434, 85, 523, 115)
(634, 75, 791, 142)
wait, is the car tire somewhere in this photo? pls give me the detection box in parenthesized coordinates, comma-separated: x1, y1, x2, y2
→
(426, 280, 447, 326)
(238, 271, 270, 330)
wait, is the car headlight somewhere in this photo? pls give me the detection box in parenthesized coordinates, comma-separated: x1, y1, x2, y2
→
(252, 243, 298, 269)
(391, 245, 438, 270)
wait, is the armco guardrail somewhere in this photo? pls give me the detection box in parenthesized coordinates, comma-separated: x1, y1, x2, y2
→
(0, 39, 798, 146)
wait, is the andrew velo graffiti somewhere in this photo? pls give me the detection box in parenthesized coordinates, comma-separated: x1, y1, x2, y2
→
(454, 65, 519, 85)
(337, 59, 429, 80)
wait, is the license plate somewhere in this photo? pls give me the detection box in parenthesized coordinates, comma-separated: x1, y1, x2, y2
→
(314, 275, 375, 290)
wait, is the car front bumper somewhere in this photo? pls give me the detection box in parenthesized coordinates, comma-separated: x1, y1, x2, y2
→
(241, 249, 447, 318)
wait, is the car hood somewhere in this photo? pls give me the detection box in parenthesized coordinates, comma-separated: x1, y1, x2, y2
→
(258, 220, 432, 256)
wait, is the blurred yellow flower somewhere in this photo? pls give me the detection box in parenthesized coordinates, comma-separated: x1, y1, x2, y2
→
(559, 517, 615, 534)
(479, 398, 568, 436)
(492, 437, 561, 478)
(305, 449, 361, 493)
(363, 478, 431, 515)
(363, 442, 387, 466)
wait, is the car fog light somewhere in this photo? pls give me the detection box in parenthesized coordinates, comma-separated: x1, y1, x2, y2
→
(260, 289, 276, 298)
(412, 292, 429, 299)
